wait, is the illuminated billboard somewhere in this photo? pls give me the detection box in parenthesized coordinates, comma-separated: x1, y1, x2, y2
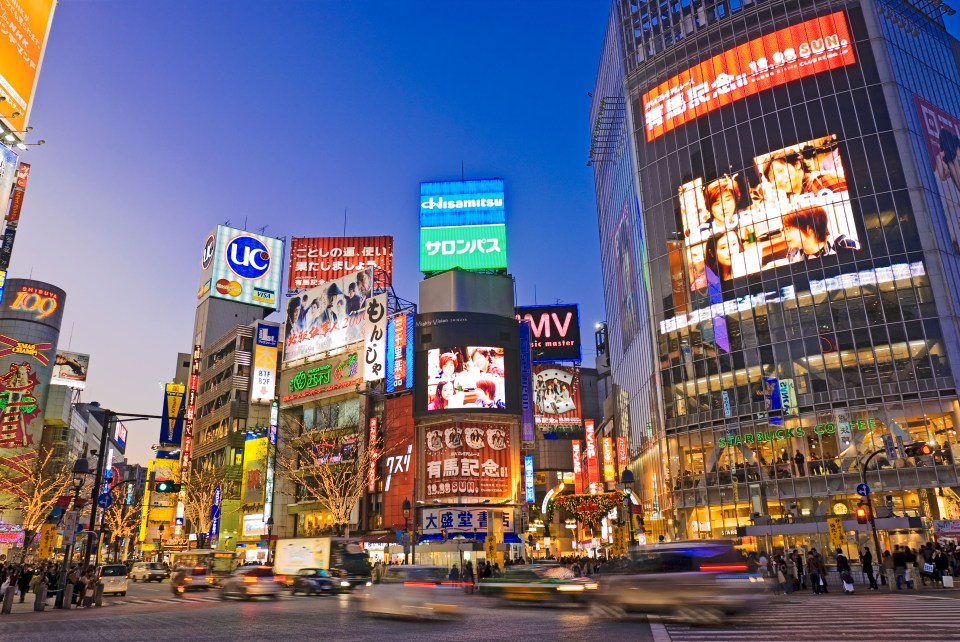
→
(159, 383, 185, 446)
(51, 351, 89, 389)
(642, 12, 856, 141)
(289, 236, 393, 291)
(284, 268, 373, 363)
(0, 147, 18, 222)
(423, 420, 513, 501)
(241, 436, 268, 504)
(251, 322, 279, 404)
(0, 0, 57, 135)
(515, 304, 581, 362)
(425, 346, 507, 411)
(678, 135, 859, 291)
(385, 313, 414, 394)
(419, 178, 507, 273)
(533, 364, 582, 435)
(280, 349, 363, 404)
(198, 225, 284, 310)
(915, 96, 960, 252)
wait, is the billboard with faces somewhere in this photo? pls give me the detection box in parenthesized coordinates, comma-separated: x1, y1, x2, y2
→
(284, 268, 373, 363)
(678, 135, 860, 292)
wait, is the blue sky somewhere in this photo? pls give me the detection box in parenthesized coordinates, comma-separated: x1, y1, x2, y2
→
(12, 2, 960, 466)
(15, 1, 611, 465)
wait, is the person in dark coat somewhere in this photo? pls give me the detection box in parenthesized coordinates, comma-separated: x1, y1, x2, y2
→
(861, 547, 878, 590)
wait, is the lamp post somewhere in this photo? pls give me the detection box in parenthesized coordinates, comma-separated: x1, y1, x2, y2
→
(619, 470, 635, 548)
(402, 498, 411, 565)
(858, 447, 888, 564)
(158, 523, 165, 563)
(56, 458, 90, 608)
(265, 517, 274, 564)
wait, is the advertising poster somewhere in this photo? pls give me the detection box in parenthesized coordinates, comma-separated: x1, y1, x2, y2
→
(524, 455, 534, 503)
(0, 147, 18, 221)
(518, 321, 535, 443)
(281, 349, 363, 404)
(420, 508, 512, 536)
(515, 304, 581, 362)
(584, 420, 600, 493)
(202, 226, 284, 310)
(363, 293, 387, 383)
(642, 12, 856, 141)
(241, 436, 268, 504)
(159, 383, 185, 446)
(533, 364, 582, 434)
(425, 346, 506, 411)
(915, 96, 960, 253)
(288, 236, 393, 291)
(419, 224, 507, 273)
(614, 199, 641, 350)
(0, 0, 57, 134)
(385, 313, 414, 394)
(419, 178, 507, 273)
(50, 350, 89, 389)
(602, 436, 616, 482)
(284, 268, 373, 363)
(423, 421, 512, 500)
(251, 323, 279, 403)
(571, 440, 584, 494)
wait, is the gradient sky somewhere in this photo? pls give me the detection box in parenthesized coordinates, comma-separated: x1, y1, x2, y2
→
(14, 1, 611, 466)
(13, 2, 960, 467)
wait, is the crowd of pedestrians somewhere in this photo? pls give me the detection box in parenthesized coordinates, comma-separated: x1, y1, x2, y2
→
(0, 561, 105, 609)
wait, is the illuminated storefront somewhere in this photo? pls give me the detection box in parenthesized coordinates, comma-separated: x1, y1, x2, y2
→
(595, 0, 960, 552)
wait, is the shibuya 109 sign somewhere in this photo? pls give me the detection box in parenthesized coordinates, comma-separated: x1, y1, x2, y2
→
(423, 421, 514, 501)
(281, 350, 363, 403)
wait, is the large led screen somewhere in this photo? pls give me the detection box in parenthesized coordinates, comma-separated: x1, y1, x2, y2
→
(425, 346, 507, 411)
(642, 12, 855, 141)
(678, 135, 859, 289)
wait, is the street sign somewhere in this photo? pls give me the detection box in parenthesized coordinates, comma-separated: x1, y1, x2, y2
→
(97, 493, 113, 509)
(882, 434, 897, 461)
(856, 483, 871, 497)
(61, 511, 78, 548)
(827, 516, 846, 549)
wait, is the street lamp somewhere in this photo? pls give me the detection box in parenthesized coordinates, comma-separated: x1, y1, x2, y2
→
(402, 498, 411, 565)
(56, 458, 90, 608)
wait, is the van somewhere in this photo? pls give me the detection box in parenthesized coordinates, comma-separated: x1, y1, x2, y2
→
(131, 562, 166, 582)
(98, 564, 129, 596)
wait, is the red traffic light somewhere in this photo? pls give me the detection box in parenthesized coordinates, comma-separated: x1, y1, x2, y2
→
(904, 442, 933, 458)
(856, 506, 868, 525)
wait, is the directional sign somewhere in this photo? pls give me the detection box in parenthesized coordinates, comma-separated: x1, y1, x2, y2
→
(97, 493, 114, 509)
(856, 483, 870, 497)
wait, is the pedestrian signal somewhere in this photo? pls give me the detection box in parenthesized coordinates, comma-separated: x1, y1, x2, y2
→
(154, 481, 181, 493)
(856, 505, 868, 525)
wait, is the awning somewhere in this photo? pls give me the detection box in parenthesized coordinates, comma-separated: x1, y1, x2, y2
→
(359, 532, 398, 544)
(418, 533, 523, 544)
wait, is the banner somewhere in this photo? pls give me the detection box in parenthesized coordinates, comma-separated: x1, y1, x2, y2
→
(602, 436, 616, 482)
(160, 383, 185, 446)
(572, 440, 584, 494)
(524, 455, 534, 503)
(363, 293, 387, 382)
(288, 236, 393, 291)
(251, 322, 279, 403)
(617, 436, 629, 467)
(914, 96, 960, 254)
(0, 149, 19, 225)
(284, 268, 373, 363)
(281, 349, 363, 403)
(0, 0, 57, 134)
(518, 321, 535, 443)
(423, 421, 513, 501)
(584, 420, 600, 493)
(515, 304, 581, 362)
(241, 436, 268, 504)
(385, 313, 414, 393)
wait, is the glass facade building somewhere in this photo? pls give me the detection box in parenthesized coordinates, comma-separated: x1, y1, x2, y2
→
(594, 0, 960, 551)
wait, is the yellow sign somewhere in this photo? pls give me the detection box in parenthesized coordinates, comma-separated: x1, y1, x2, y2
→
(37, 523, 57, 560)
(485, 534, 498, 561)
(827, 516, 846, 550)
(611, 526, 626, 556)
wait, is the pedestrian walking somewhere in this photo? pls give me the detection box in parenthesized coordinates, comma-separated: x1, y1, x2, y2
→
(16, 565, 32, 603)
(806, 551, 822, 595)
(882, 550, 896, 592)
(860, 547, 878, 590)
(893, 545, 907, 589)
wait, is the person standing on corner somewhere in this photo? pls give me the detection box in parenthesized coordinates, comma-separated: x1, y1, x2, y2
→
(861, 547, 879, 590)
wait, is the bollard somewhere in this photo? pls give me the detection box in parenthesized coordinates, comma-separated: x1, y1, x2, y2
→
(94, 582, 104, 607)
(33, 583, 46, 611)
(1, 584, 15, 614)
(61, 584, 73, 609)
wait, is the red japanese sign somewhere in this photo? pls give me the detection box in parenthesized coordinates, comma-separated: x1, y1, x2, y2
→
(289, 236, 393, 290)
(571, 440, 583, 494)
(423, 420, 513, 501)
(642, 12, 856, 141)
(367, 417, 378, 492)
(617, 436, 629, 467)
(584, 420, 600, 493)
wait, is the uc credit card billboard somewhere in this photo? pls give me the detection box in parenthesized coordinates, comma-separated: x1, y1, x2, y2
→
(419, 178, 507, 273)
(198, 225, 284, 310)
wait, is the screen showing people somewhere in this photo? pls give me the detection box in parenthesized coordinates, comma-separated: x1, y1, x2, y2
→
(426, 346, 507, 411)
(678, 135, 859, 287)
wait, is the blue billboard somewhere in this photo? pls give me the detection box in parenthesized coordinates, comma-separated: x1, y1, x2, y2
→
(419, 178, 505, 228)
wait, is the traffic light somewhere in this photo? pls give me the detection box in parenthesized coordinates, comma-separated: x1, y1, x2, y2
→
(904, 442, 933, 457)
(856, 504, 869, 525)
(154, 481, 181, 493)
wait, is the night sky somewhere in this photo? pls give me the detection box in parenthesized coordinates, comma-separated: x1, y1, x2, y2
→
(11, 3, 960, 466)
(13, 1, 610, 465)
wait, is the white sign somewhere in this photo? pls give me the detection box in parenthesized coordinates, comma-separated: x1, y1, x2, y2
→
(252, 322, 279, 403)
(363, 293, 388, 382)
(420, 508, 512, 535)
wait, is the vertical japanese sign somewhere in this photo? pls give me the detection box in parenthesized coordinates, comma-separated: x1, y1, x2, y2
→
(518, 321, 535, 444)
(241, 436, 268, 504)
(159, 383, 185, 446)
(363, 293, 387, 382)
(0, 150, 20, 230)
(367, 417, 379, 492)
(251, 322, 279, 403)
(571, 440, 584, 494)
(524, 455, 534, 503)
(386, 313, 414, 393)
(601, 436, 616, 482)
(264, 402, 278, 523)
(208, 485, 221, 540)
(584, 420, 600, 493)
(0, 159, 27, 271)
(617, 436, 629, 467)
(827, 516, 846, 550)
(181, 344, 201, 473)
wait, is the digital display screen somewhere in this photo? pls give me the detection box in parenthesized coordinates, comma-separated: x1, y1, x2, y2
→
(678, 135, 859, 288)
(425, 346, 507, 411)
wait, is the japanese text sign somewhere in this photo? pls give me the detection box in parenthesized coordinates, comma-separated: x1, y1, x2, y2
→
(423, 421, 513, 501)
(524, 455, 534, 503)
(584, 420, 600, 493)
(282, 349, 363, 403)
(421, 508, 513, 535)
(572, 440, 583, 494)
(386, 313, 414, 393)
(363, 293, 388, 383)
(602, 436, 616, 483)
(284, 268, 373, 363)
(288, 236, 393, 291)
(420, 223, 507, 273)
(0, 0, 57, 134)
(642, 12, 855, 141)
(251, 322, 279, 403)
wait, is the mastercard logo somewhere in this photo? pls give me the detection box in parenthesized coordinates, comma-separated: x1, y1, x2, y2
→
(215, 279, 242, 297)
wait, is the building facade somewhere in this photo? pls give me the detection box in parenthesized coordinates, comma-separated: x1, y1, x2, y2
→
(596, 0, 960, 551)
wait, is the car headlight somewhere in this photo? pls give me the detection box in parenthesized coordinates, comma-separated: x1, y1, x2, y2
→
(556, 584, 585, 592)
(583, 583, 599, 590)
(340, 581, 351, 587)
(365, 581, 373, 587)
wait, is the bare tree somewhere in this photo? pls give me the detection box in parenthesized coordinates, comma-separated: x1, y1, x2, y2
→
(101, 487, 144, 562)
(0, 447, 73, 561)
(180, 464, 228, 549)
(274, 418, 376, 537)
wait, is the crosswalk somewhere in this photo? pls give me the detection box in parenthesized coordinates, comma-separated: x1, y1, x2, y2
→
(651, 593, 960, 641)
(104, 592, 311, 607)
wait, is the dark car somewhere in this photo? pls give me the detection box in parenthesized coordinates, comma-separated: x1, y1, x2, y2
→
(291, 568, 339, 596)
(173, 566, 216, 592)
(220, 566, 284, 600)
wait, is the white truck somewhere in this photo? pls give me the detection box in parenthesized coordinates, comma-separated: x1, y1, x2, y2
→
(274, 537, 372, 589)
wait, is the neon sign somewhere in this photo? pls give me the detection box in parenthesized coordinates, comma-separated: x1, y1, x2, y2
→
(8, 287, 59, 319)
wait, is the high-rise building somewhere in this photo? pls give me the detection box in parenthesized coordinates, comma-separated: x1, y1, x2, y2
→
(594, 0, 960, 548)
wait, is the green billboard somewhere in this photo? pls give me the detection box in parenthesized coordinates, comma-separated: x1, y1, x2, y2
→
(419, 224, 507, 273)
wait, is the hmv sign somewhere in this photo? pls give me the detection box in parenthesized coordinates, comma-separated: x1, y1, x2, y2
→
(515, 304, 581, 362)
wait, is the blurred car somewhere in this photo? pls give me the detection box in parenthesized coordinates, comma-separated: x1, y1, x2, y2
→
(130, 562, 166, 583)
(359, 565, 461, 620)
(478, 565, 597, 604)
(97, 564, 129, 596)
(219, 566, 285, 600)
(327, 566, 372, 591)
(589, 540, 768, 624)
(290, 568, 340, 596)
(174, 566, 217, 592)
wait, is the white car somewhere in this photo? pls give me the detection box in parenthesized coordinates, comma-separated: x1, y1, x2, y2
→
(98, 564, 129, 596)
(359, 565, 461, 620)
(130, 562, 166, 582)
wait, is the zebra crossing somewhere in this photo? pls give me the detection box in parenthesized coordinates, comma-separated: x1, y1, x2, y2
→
(651, 593, 960, 641)
(105, 592, 311, 607)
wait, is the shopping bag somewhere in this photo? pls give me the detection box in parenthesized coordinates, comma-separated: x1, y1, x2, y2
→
(923, 563, 934, 574)
(943, 575, 954, 588)
(904, 569, 912, 582)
